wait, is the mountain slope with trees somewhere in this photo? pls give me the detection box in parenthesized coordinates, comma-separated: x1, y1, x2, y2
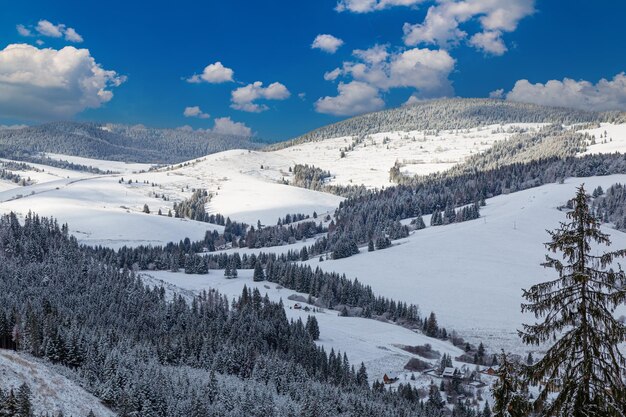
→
(274, 99, 624, 149)
(0, 122, 261, 164)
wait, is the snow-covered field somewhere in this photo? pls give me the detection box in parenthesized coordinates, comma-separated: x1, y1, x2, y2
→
(142, 269, 464, 384)
(298, 175, 626, 352)
(0, 349, 116, 417)
(0, 150, 342, 247)
(578, 122, 626, 156)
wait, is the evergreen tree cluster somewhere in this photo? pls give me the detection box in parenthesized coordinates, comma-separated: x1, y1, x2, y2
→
(172, 189, 214, 222)
(329, 152, 626, 260)
(0, 212, 442, 417)
(591, 182, 626, 231)
(290, 164, 332, 191)
(430, 203, 480, 226)
(0, 168, 30, 186)
(0, 384, 33, 417)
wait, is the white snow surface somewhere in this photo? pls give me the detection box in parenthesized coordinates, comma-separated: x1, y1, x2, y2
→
(0, 349, 116, 417)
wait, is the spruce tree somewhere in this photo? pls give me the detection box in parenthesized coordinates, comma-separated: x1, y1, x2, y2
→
(253, 261, 265, 282)
(305, 315, 320, 340)
(520, 185, 626, 416)
(491, 351, 529, 417)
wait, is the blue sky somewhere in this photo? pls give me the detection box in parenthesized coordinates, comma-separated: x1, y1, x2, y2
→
(1, 0, 626, 141)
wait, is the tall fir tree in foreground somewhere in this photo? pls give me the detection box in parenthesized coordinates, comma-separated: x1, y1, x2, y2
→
(520, 185, 626, 416)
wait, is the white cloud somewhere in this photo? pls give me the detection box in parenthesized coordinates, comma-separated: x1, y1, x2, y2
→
(317, 45, 454, 116)
(469, 30, 506, 55)
(231, 81, 290, 112)
(64, 28, 84, 43)
(343, 45, 455, 96)
(18, 20, 84, 43)
(16, 25, 31, 37)
(211, 116, 253, 137)
(489, 88, 504, 98)
(36, 20, 64, 38)
(183, 106, 210, 119)
(324, 68, 342, 81)
(402, 0, 534, 55)
(0, 43, 125, 120)
(336, 0, 424, 13)
(187, 61, 234, 83)
(312, 34, 344, 54)
(504, 73, 626, 112)
(315, 81, 384, 116)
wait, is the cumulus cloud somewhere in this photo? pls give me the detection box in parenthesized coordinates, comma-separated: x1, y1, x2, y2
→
(469, 30, 507, 55)
(183, 106, 210, 119)
(503, 73, 626, 112)
(315, 81, 385, 116)
(16, 24, 31, 37)
(324, 68, 342, 81)
(316, 44, 454, 116)
(312, 34, 344, 54)
(0, 43, 125, 120)
(402, 0, 534, 55)
(230, 81, 290, 112)
(211, 116, 253, 137)
(186, 61, 234, 83)
(342, 45, 455, 95)
(489, 88, 504, 98)
(36, 20, 64, 37)
(64, 28, 84, 43)
(336, 0, 425, 13)
(18, 20, 84, 43)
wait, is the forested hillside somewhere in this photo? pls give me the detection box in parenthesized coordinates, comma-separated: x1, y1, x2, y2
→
(275, 99, 623, 148)
(0, 212, 448, 417)
(0, 122, 261, 164)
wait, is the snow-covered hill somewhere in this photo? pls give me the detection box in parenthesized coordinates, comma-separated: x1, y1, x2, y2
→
(2, 119, 626, 247)
(0, 349, 116, 417)
(299, 175, 626, 351)
(0, 150, 342, 247)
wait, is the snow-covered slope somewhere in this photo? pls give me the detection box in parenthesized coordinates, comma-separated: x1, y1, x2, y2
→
(273, 123, 547, 188)
(0, 150, 342, 247)
(578, 122, 626, 156)
(0, 349, 116, 417)
(298, 175, 626, 351)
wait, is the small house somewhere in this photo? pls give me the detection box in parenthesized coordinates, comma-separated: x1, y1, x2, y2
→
(293, 303, 302, 310)
(383, 372, 399, 384)
(442, 367, 457, 379)
(465, 381, 487, 395)
(481, 367, 497, 376)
